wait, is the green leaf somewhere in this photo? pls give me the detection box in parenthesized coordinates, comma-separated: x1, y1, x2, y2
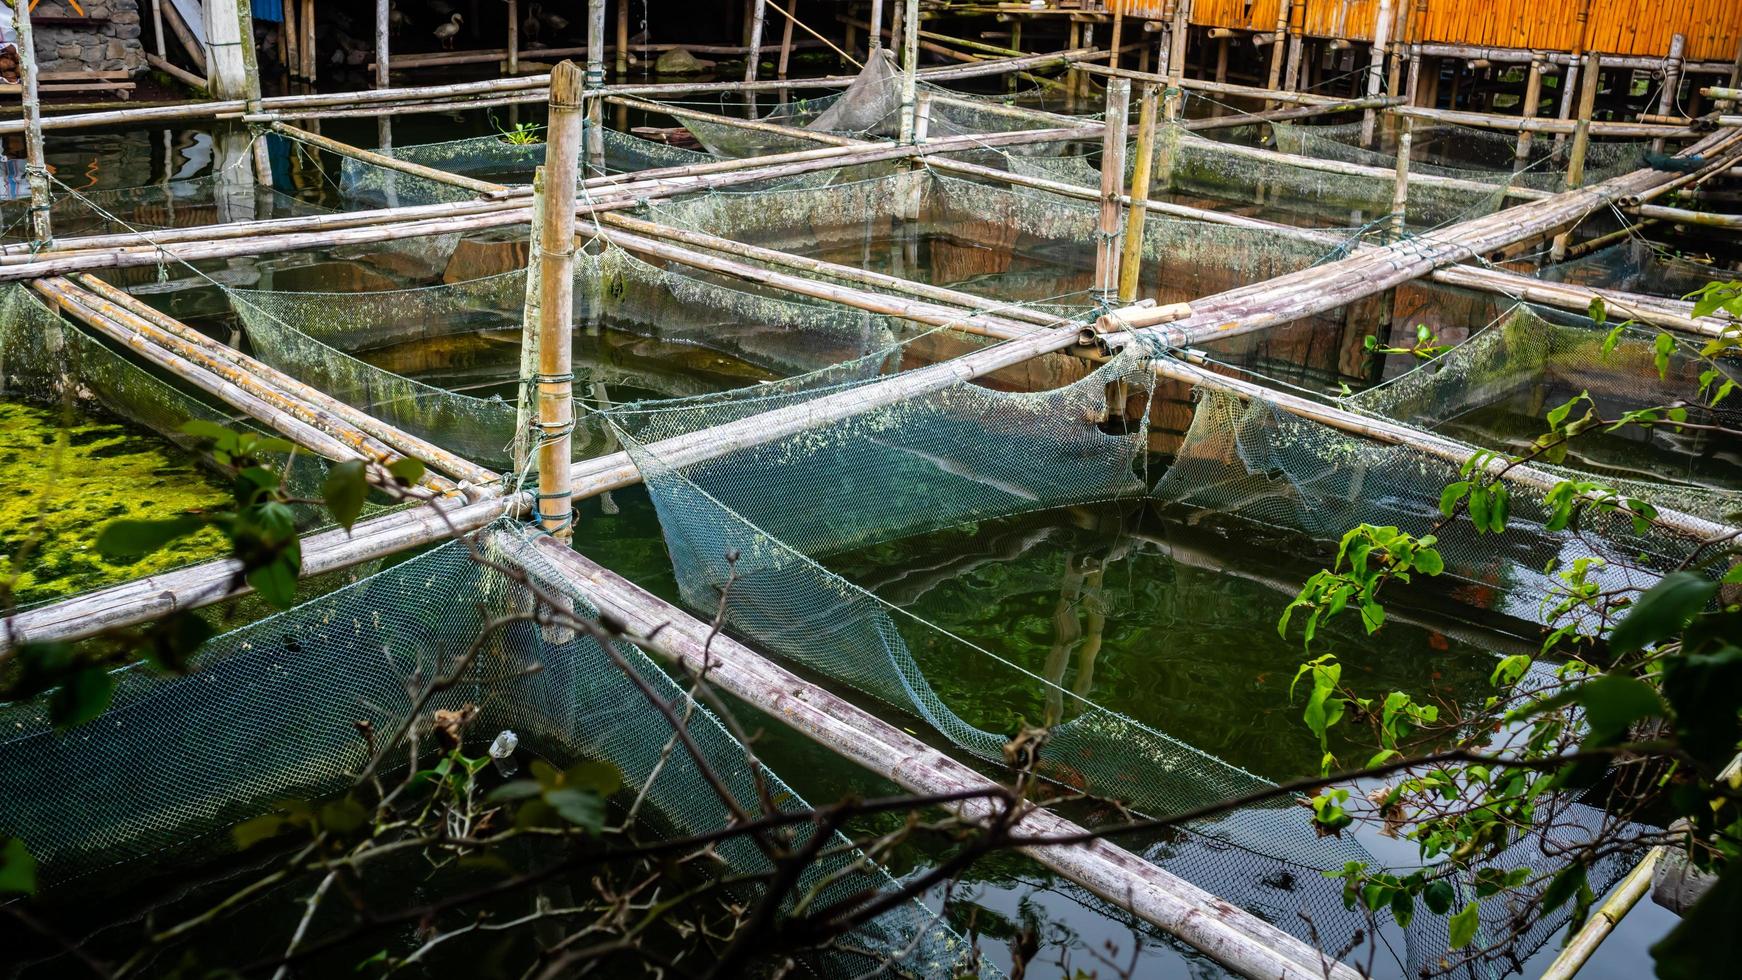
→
(1390, 888, 1415, 929)
(543, 788, 604, 833)
(386, 458, 426, 486)
(1575, 674, 1665, 743)
(563, 760, 622, 797)
(232, 814, 288, 850)
(1660, 646, 1742, 767)
(180, 419, 238, 448)
(1608, 572, 1718, 654)
(1414, 547, 1444, 576)
(1655, 332, 1677, 378)
(321, 460, 370, 532)
(1652, 862, 1742, 980)
(485, 780, 544, 803)
(0, 837, 36, 895)
(142, 611, 214, 675)
(1423, 879, 1455, 915)
(96, 515, 207, 560)
(1541, 863, 1587, 914)
(1438, 482, 1471, 517)
(1447, 901, 1480, 950)
(50, 668, 116, 728)
(1587, 296, 1607, 327)
(318, 797, 371, 837)
(248, 554, 300, 609)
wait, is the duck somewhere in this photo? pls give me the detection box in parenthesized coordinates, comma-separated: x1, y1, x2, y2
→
(434, 13, 463, 49)
(532, 3, 569, 34)
(520, 3, 542, 45)
(388, 1, 411, 37)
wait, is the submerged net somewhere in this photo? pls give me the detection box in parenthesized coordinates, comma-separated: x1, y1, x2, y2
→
(3, 169, 330, 240)
(0, 526, 973, 976)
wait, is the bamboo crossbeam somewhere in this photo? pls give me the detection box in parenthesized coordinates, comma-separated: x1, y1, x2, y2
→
(528, 538, 1365, 980)
(272, 123, 511, 196)
(33, 277, 466, 496)
(74, 275, 498, 488)
(1418, 44, 1733, 75)
(1633, 203, 1742, 229)
(145, 53, 207, 91)
(1393, 104, 1699, 139)
(605, 94, 861, 147)
(367, 40, 831, 72)
(1076, 61, 1355, 107)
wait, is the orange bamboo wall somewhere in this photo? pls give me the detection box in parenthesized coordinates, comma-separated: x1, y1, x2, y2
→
(1110, 0, 1742, 62)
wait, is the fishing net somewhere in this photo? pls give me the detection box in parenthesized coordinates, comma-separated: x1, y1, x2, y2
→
(0, 525, 974, 977)
(1270, 119, 1649, 191)
(1347, 304, 1742, 511)
(2, 169, 331, 240)
(1541, 237, 1742, 299)
(228, 246, 910, 470)
(601, 341, 1404, 965)
(0, 284, 331, 504)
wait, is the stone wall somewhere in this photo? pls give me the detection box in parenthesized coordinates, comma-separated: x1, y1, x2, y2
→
(30, 0, 146, 75)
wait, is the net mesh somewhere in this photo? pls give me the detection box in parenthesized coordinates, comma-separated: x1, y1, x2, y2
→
(1542, 237, 1742, 300)
(1270, 119, 1648, 191)
(4, 168, 331, 240)
(0, 526, 974, 977)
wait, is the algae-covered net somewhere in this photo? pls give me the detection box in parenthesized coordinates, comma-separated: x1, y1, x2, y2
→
(0, 525, 973, 976)
(2, 168, 332, 240)
(1541, 237, 1742, 299)
(1270, 119, 1648, 191)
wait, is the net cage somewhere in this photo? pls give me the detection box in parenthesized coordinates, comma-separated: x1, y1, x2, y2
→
(596, 321, 1653, 976)
(1269, 118, 1649, 192)
(1541, 237, 1742, 300)
(227, 243, 916, 471)
(0, 525, 976, 978)
(2, 166, 332, 241)
(1347, 304, 1742, 512)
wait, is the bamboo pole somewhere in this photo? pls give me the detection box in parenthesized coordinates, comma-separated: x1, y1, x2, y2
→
(13, 0, 52, 246)
(75, 274, 495, 488)
(514, 170, 545, 477)
(606, 93, 858, 146)
(1117, 82, 1159, 304)
(301, 0, 314, 84)
(1652, 34, 1687, 154)
(897, 0, 920, 143)
(767, 0, 858, 70)
(744, 0, 767, 85)
(775, 0, 796, 78)
(586, 0, 606, 88)
(867, 0, 883, 52)
(1515, 57, 1544, 163)
(1392, 103, 1693, 138)
(530, 538, 1366, 980)
(507, 0, 518, 74)
(1360, 0, 1393, 145)
(273, 123, 509, 195)
(147, 52, 208, 90)
(1389, 115, 1412, 240)
(162, 0, 208, 75)
(1551, 50, 1603, 261)
(1266, 0, 1291, 107)
(1284, 0, 1305, 92)
(1633, 203, 1742, 229)
(375, 0, 391, 88)
(1555, 0, 1595, 144)
(1108, 6, 1123, 71)
(535, 62, 585, 540)
(1095, 78, 1130, 307)
(29, 278, 460, 493)
(614, 0, 627, 76)
(282, 0, 295, 78)
(151, 0, 168, 60)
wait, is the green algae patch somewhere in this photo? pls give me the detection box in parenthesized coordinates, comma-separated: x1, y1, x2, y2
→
(1, 400, 232, 606)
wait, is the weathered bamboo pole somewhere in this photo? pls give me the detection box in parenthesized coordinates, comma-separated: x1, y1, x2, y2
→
(272, 122, 509, 195)
(30, 278, 458, 492)
(162, 0, 208, 75)
(1651, 34, 1687, 154)
(586, 0, 606, 88)
(301, 0, 315, 84)
(614, 0, 627, 76)
(1095, 78, 1130, 306)
(281, 0, 296, 78)
(150, 0, 168, 61)
(513, 170, 546, 477)
(147, 52, 208, 90)
(1514, 57, 1545, 163)
(775, 0, 797, 78)
(1389, 115, 1413, 240)
(375, 0, 390, 88)
(1360, 0, 1393, 145)
(531, 539, 1366, 980)
(606, 93, 859, 147)
(507, 0, 519, 74)
(1265, 0, 1291, 107)
(76, 275, 496, 488)
(744, 0, 767, 85)
(1565, 50, 1602, 189)
(897, 0, 920, 143)
(867, 0, 883, 52)
(1117, 82, 1160, 304)
(1555, 0, 1595, 142)
(536, 62, 586, 540)
(1633, 203, 1742, 229)
(1283, 0, 1305, 92)
(1080, 61, 1388, 108)
(766, 0, 858, 70)
(13, 0, 52, 246)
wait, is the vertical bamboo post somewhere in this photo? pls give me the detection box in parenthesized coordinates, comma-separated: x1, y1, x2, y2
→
(302, 0, 316, 85)
(1360, 0, 1393, 146)
(1651, 33, 1685, 154)
(514, 169, 545, 477)
(868, 0, 883, 51)
(375, 0, 390, 87)
(1388, 115, 1412, 241)
(586, 0, 606, 88)
(1514, 56, 1544, 164)
(745, 0, 767, 85)
(897, 0, 920, 143)
(1555, 0, 1594, 147)
(507, 0, 519, 74)
(1266, 0, 1291, 108)
(536, 62, 584, 541)
(615, 0, 629, 76)
(1007, 15, 1020, 92)
(1117, 82, 1158, 304)
(1565, 51, 1600, 189)
(1095, 78, 1130, 308)
(1064, 18, 1078, 111)
(282, 0, 296, 79)
(14, 0, 51, 246)
(203, 0, 250, 99)
(151, 0, 168, 60)
(1283, 1, 1305, 92)
(776, 0, 797, 79)
(1109, 7, 1124, 71)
